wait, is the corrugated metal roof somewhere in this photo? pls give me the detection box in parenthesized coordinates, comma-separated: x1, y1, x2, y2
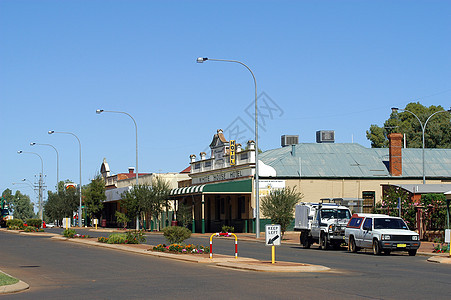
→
(392, 184, 451, 194)
(259, 143, 451, 179)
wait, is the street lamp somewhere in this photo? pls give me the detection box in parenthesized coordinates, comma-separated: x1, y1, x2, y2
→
(391, 107, 451, 184)
(96, 109, 139, 230)
(17, 150, 44, 219)
(48, 130, 83, 227)
(197, 57, 261, 238)
(31, 142, 59, 191)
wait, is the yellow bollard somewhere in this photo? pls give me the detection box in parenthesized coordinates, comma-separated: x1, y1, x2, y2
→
(272, 245, 275, 264)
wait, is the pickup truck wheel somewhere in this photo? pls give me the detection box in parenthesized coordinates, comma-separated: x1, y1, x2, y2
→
(372, 239, 382, 255)
(349, 236, 358, 253)
(320, 234, 328, 250)
(408, 249, 417, 256)
(300, 232, 311, 249)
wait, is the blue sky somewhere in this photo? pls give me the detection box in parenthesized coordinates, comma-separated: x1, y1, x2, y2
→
(1, 0, 450, 205)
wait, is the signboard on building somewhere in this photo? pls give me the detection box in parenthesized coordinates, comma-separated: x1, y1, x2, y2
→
(259, 180, 285, 197)
(193, 167, 253, 184)
(230, 140, 236, 166)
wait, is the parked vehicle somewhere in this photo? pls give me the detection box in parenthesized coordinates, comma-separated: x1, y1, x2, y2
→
(294, 202, 352, 249)
(45, 222, 56, 228)
(344, 213, 420, 256)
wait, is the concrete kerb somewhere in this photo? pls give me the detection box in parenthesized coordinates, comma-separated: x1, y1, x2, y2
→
(427, 256, 451, 264)
(0, 270, 29, 294)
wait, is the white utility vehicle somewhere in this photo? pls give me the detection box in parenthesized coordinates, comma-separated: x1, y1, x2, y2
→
(344, 213, 420, 256)
(294, 202, 352, 249)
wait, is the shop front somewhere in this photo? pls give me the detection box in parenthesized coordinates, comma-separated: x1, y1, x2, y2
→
(170, 179, 253, 233)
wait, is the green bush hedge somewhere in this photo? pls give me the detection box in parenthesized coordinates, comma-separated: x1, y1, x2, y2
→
(63, 228, 76, 238)
(107, 233, 127, 244)
(221, 225, 235, 233)
(26, 219, 42, 229)
(6, 219, 24, 229)
(24, 226, 42, 232)
(163, 226, 191, 244)
(125, 230, 146, 244)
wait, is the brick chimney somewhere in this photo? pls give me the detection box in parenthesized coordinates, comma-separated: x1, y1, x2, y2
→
(388, 133, 403, 176)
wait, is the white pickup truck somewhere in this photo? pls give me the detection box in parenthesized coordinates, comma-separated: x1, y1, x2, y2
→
(344, 213, 420, 256)
(294, 202, 352, 250)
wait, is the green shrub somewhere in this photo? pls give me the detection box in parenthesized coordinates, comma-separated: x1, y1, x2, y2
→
(125, 230, 146, 244)
(26, 219, 43, 229)
(24, 226, 39, 232)
(221, 225, 234, 233)
(98, 236, 109, 243)
(6, 219, 24, 229)
(162, 226, 191, 244)
(63, 228, 77, 238)
(107, 233, 127, 244)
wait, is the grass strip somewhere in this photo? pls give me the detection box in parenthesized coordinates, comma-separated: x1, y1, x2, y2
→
(0, 272, 19, 286)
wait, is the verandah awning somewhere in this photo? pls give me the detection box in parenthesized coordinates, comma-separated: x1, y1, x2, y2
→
(169, 179, 252, 196)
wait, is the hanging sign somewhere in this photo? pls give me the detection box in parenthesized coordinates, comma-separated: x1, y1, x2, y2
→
(230, 140, 236, 166)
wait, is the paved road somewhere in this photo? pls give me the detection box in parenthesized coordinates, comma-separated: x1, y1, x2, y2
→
(2, 230, 451, 299)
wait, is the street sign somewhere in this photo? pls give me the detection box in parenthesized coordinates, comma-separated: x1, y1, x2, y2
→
(265, 224, 281, 246)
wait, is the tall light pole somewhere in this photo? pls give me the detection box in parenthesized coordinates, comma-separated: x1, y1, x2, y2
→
(197, 57, 261, 238)
(48, 130, 83, 227)
(96, 109, 139, 230)
(17, 150, 44, 219)
(391, 107, 451, 184)
(31, 142, 59, 191)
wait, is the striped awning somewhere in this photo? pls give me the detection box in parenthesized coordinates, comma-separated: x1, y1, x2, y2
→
(170, 184, 206, 196)
(169, 179, 252, 196)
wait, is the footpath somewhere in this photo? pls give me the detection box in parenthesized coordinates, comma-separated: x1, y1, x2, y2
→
(1, 228, 450, 294)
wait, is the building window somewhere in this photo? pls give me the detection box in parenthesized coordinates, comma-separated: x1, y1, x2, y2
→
(204, 161, 211, 168)
(362, 191, 375, 213)
(240, 153, 248, 160)
(194, 163, 201, 170)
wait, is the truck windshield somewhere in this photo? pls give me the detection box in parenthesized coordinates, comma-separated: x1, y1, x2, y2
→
(321, 209, 351, 219)
(374, 218, 408, 230)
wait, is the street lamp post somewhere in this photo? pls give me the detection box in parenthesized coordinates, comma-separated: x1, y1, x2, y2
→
(96, 109, 139, 230)
(30, 142, 59, 191)
(391, 107, 451, 184)
(197, 57, 261, 238)
(17, 150, 44, 219)
(48, 130, 83, 227)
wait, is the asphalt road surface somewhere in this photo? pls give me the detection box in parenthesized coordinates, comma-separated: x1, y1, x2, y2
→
(1, 231, 450, 299)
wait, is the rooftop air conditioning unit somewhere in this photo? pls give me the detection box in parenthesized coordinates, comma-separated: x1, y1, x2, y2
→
(281, 135, 299, 147)
(316, 130, 335, 143)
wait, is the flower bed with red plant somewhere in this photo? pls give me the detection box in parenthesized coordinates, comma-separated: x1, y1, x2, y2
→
(152, 243, 210, 254)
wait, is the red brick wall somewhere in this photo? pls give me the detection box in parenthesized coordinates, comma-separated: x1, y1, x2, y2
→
(388, 133, 403, 176)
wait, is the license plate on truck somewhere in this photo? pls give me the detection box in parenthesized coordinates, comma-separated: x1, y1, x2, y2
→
(397, 244, 407, 248)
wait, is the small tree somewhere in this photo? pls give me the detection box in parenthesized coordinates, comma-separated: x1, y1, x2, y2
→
(163, 226, 191, 244)
(261, 186, 303, 235)
(83, 175, 106, 224)
(115, 211, 129, 229)
(176, 202, 192, 228)
(45, 180, 79, 224)
(2, 189, 35, 220)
